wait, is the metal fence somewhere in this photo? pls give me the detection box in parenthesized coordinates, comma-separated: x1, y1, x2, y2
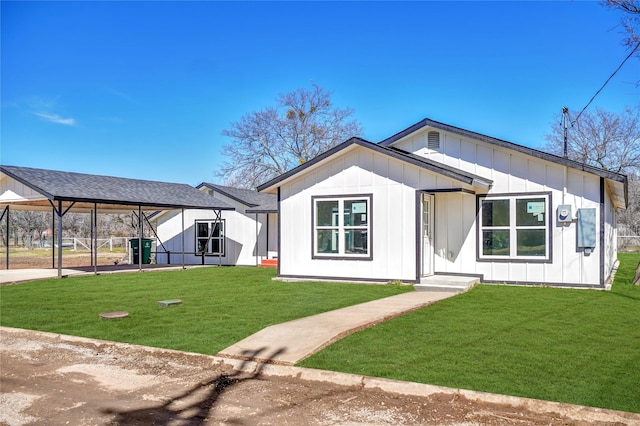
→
(2, 236, 133, 251)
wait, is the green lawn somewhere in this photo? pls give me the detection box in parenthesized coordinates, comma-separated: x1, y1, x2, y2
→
(299, 253, 640, 413)
(2, 256, 639, 413)
(0, 267, 411, 354)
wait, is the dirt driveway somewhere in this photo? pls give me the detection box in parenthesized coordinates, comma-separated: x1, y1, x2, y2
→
(2, 327, 638, 426)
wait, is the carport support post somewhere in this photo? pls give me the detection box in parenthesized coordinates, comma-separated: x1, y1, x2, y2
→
(138, 206, 142, 272)
(51, 207, 55, 269)
(93, 204, 98, 275)
(57, 200, 63, 278)
(2, 206, 9, 270)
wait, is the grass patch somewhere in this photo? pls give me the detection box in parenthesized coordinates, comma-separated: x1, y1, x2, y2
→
(0, 267, 411, 354)
(299, 253, 640, 413)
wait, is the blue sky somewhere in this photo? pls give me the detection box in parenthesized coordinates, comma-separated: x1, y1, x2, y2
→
(2, 1, 638, 186)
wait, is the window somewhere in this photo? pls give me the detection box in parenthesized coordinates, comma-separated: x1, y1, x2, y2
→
(478, 194, 550, 261)
(313, 195, 371, 259)
(195, 219, 225, 255)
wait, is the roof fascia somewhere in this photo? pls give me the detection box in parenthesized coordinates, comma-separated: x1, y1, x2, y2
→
(51, 195, 236, 211)
(257, 137, 493, 192)
(379, 118, 628, 184)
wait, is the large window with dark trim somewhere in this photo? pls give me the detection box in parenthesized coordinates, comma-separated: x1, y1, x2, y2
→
(195, 219, 225, 256)
(313, 195, 371, 259)
(478, 194, 550, 261)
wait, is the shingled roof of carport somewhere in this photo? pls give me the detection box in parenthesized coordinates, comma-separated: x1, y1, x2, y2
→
(0, 165, 234, 278)
(0, 165, 235, 212)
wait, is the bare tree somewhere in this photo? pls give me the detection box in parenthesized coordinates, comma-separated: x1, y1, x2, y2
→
(544, 106, 640, 235)
(605, 0, 640, 52)
(544, 106, 640, 174)
(8, 211, 51, 249)
(219, 84, 363, 189)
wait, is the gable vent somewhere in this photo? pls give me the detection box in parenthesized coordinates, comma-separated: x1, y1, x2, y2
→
(427, 131, 441, 150)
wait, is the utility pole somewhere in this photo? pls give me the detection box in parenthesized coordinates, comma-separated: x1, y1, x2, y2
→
(562, 106, 569, 158)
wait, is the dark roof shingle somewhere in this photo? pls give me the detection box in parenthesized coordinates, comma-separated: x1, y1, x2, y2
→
(1, 165, 234, 211)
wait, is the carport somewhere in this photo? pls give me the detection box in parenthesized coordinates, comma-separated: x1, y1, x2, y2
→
(0, 165, 234, 278)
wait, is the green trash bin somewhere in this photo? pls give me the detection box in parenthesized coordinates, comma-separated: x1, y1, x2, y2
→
(130, 238, 153, 264)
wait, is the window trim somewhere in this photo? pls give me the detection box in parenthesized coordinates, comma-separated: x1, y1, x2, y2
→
(195, 219, 226, 256)
(476, 192, 552, 263)
(311, 194, 373, 261)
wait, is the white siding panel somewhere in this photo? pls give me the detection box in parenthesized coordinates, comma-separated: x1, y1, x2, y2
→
(476, 145, 493, 179)
(460, 140, 476, 173)
(388, 158, 404, 184)
(0, 177, 46, 202)
(491, 262, 510, 282)
(509, 263, 527, 282)
(493, 150, 510, 192)
(526, 263, 545, 283)
(358, 151, 374, 187)
(404, 166, 420, 188)
(444, 136, 461, 168)
(419, 170, 437, 189)
(528, 162, 546, 192)
(546, 165, 564, 192)
(510, 155, 528, 192)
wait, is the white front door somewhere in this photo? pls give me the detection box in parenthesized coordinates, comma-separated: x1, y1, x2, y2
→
(422, 193, 434, 276)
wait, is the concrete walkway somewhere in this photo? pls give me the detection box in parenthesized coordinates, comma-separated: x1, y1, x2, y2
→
(217, 290, 458, 365)
(0, 265, 203, 285)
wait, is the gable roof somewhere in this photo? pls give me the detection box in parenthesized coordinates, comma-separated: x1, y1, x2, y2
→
(197, 182, 276, 209)
(257, 137, 493, 193)
(380, 117, 628, 208)
(0, 165, 235, 212)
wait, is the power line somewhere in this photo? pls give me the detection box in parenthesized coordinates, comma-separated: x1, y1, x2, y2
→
(572, 40, 640, 125)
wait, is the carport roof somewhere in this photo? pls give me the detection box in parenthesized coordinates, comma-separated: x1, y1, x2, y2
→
(0, 165, 235, 212)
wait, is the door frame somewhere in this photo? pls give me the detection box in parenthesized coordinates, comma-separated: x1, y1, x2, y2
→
(421, 192, 435, 277)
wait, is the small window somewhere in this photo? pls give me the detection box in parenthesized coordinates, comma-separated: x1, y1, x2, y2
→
(478, 194, 550, 261)
(427, 131, 440, 150)
(313, 195, 372, 259)
(195, 219, 225, 256)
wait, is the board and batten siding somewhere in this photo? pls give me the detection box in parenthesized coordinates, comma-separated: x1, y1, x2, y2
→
(278, 147, 465, 282)
(393, 128, 612, 286)
(0, 175, 44, 203)
(155, 195, 269, 266)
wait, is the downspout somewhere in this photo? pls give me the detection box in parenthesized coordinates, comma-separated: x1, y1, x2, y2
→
(255, 213, 259, 266)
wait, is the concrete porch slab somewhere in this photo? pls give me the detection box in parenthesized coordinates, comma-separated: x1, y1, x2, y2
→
(414, 275, 480, 293)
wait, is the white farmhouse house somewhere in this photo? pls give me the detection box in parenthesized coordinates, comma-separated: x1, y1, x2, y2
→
(257, 118, 628, 288)
(152, 183, 277, 267)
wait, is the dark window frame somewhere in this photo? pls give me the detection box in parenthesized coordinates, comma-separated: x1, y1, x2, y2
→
(311, 194, 373, 261)
(195, 218, 226, 256)
(476, 192, 552, 263)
